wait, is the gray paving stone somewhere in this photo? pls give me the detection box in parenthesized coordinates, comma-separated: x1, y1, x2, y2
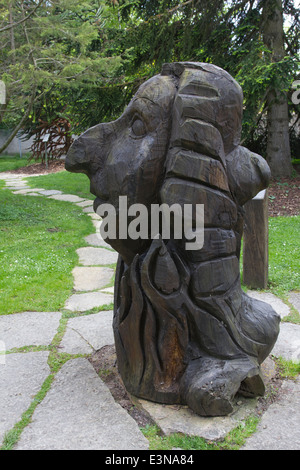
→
(76, 200, 94, 207)
(91, 219, 101, 230)
(59, 311, 114, 354)
(0, 352, 50, 446)
(101, 286, 115, 295)
(136, 396, 258, 441)
(64, 292, 113, 312)
(289, 292, 300, 314)
(242, 377, 300, 450)
(76, 247, 118, 266)
(14, 358, 149, 450)
(48, 194, 85, 203)
(82, 205, 94, 213)
(87, 212, 101, 220)
(35, 190, 63, 196)
(0, 312, 61, 350)
(84, 232, 111, 248)
(6, 186, 28, 190)
(247, 290, 291, 319)
(1, 178, 24, 183)
(12, 188, 44, 194)
(135, 358, 276, 441)
(72, 266, 114, 291)
(271, 322, 300, 362)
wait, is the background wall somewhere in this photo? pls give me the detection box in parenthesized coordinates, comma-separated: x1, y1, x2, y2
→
(0, 130, 34, 155)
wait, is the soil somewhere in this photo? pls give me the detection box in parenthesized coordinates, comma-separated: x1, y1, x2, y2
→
(268, 175, 300, 217)
(8, 159, 65, 175)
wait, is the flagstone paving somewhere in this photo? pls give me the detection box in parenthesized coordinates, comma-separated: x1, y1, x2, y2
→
(0, 311, 61, 350)
(76, 246, 119, 266)
(0, 171, 299, 450)
(84, 232, 111, 248)
(0, 352, 50, 445)
(59, 310, 115, 354)
(289, 292, 300, 313)
(72, 266, 114, 291)
(14, 358, 148, 451)
(64, 291, 114, 312)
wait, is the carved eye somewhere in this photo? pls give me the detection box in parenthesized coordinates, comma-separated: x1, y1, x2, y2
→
(131, 117, 147, 137)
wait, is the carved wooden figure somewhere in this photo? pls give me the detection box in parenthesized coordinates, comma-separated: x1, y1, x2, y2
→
(65, 62, 280, 416)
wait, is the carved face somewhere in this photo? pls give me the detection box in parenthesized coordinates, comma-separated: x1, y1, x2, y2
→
(66, 75, 176, 206)
(66, 63, 270, 265)
(66, 75, 176, 263)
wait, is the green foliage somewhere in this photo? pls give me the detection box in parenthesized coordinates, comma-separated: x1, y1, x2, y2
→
(0, 0, 299, 160)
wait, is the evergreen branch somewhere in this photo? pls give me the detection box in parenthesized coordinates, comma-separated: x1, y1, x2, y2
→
(0, 0, 44, 33)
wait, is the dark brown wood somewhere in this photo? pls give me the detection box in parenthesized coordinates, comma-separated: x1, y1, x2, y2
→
(243, 190, 269, 289)
(65, 62, 280, 417)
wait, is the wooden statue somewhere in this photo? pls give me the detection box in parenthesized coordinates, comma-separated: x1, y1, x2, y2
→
(65, 62, 280, 416)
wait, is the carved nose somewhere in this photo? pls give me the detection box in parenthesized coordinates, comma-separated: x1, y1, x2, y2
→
(65, 123, 111, 175)
(65, 136, 90, 174)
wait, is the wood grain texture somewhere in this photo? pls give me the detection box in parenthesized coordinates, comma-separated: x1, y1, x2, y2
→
(243, 190, 269, 289)
(65, 62, 280, 416)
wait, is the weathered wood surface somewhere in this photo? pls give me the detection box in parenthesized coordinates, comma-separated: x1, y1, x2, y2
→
(243, 190, 269, 289)
(65, 62, 280, 417)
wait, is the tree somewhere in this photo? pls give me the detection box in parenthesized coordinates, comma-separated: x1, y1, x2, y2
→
(112, 0, 299, 176)
(262, 0, 292, 177)
(0, 0, 129, 155)
(0, 0, 298, 174)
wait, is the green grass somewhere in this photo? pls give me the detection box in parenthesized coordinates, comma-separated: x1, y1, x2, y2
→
(240, 215, 300, 308)
(268, 215, 300, 296)
(26, 170, 93, 201)
(0, 154, 33, 172)
(0, 188, 94, 315)
(275, 357, 300, 378)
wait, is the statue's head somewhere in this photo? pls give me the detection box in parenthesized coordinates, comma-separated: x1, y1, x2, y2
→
(66, 62, 270, 265)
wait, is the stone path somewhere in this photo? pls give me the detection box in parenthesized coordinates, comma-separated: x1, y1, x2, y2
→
(0, 172, 300, 450)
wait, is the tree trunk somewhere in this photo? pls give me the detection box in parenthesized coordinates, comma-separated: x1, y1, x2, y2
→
(262, 0, 292, 177)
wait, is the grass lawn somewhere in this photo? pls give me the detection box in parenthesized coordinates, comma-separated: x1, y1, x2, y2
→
(240, 215, 300, 299)
(27, 170, 93, 201)
(268, 215, 300, 296)
(0, 154, 33, 172)
(0, 187, 94, 315)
